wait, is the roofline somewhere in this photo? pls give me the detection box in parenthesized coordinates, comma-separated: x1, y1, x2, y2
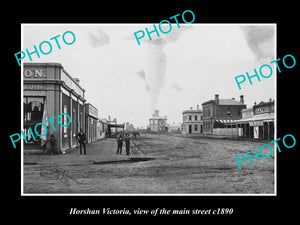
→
(24, 62, 63, 68)
(202, 100, 215, 105)
(182, 110, 202, 114)
(24, 62, 86, 93)
(202, 99, 246, 106)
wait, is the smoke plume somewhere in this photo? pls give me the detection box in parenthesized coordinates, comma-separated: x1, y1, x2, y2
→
(139, 25, 191, 111)
(145, 41, 167, 111)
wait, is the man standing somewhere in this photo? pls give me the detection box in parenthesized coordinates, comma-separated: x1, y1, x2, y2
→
(125, 133, 130, 156)
(116, 134, 123, 155)
(76, 128, 86, 155)
(49, 134, 56, 155)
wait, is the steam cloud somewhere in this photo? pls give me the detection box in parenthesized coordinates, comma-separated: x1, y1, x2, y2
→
(145, 42, 167, 111)
(136, 25, 191, 111)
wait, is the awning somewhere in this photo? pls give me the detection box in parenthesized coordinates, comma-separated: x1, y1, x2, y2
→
(108, 123, 125, 128)
(236, 113, 274, 123)
(215, 119, 237, 124)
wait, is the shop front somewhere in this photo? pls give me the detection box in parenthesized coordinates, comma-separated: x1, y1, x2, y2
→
(23, 63, 86, 153)
(236, 100, 275, 140)
(85, 103, 98, 143)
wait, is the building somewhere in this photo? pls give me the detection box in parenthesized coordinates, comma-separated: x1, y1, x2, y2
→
(236, 99, 274, 140)
(149, 110, 167, 132)
(23, 63, 86, 153)
(106, 116, 124, 136)
(97, 118, 108, 140)
(167, 122, 182, 133)
(182, 105, 203, 134)
(85, 103, 98, 143)
(202, 94, 246, 135)
(125, 122, 135, 132)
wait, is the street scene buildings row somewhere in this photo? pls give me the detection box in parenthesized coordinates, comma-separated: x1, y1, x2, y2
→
(23, 62, 275, 154)
(149, 94, 274, 141)
(180, 94, 274, 140)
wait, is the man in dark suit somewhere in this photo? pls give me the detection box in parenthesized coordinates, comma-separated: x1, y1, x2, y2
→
(125, 133, 130, 155)
(116, 133, 123, 155)
(76, 128, 86, 155)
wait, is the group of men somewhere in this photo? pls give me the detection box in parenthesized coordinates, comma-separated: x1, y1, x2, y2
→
(75, 129, 131, 156)
(116, 132, 131, 155)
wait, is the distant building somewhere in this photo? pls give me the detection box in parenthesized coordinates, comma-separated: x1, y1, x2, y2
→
(182, 105, 203, 134)
(167, 122, 182, 133)
(202, 94, 246, 134)
(125, 122, 135, 131)
(97, 118, 108, 140)
(149, 110, 167, 132)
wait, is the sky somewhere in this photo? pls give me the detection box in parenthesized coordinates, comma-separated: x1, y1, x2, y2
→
(22, 24, 275, 128)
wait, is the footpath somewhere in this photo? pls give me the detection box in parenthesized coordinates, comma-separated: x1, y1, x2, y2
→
(23, 138, 149, 166)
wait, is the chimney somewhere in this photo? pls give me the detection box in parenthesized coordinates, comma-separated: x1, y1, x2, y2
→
(197, 104, 199, 110)
(240, 95, 244, 104)
(215, 94, 219, 105)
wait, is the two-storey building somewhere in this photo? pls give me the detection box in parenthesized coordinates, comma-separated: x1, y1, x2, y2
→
(149, 110, 167, 132)
(182, 105, 203, 134)
(202, 94, 246, 135)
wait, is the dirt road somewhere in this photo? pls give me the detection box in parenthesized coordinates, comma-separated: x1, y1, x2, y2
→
(23, 134, 274, 194)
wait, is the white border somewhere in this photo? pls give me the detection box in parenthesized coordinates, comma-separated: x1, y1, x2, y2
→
(21, 23, 277, 196)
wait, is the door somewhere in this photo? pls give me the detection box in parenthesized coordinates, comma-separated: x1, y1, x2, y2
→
(189, 125, 192, 134)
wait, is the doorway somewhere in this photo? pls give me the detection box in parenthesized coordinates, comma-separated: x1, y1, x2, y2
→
(189, 125, 192, 134)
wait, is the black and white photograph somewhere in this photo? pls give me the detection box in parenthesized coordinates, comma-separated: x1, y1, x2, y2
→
(4, 4, 298, 221)
(21, 23, 276, 195)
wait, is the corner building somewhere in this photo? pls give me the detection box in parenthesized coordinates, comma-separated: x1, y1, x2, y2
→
(23, 63, 86, 153)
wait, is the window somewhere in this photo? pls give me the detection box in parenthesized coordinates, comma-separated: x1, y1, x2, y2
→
(23, 97, 45, 146)
(189, 115, 192, 121)
(195, 115, 198, 121)
(194, 124, 198, 131)
(227, 108, 231, 115)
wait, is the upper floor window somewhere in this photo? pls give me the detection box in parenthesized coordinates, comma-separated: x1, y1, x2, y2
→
(227, 108, 231, 115)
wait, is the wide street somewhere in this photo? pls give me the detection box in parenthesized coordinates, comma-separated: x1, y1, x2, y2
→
(23, 133, 275, 194)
